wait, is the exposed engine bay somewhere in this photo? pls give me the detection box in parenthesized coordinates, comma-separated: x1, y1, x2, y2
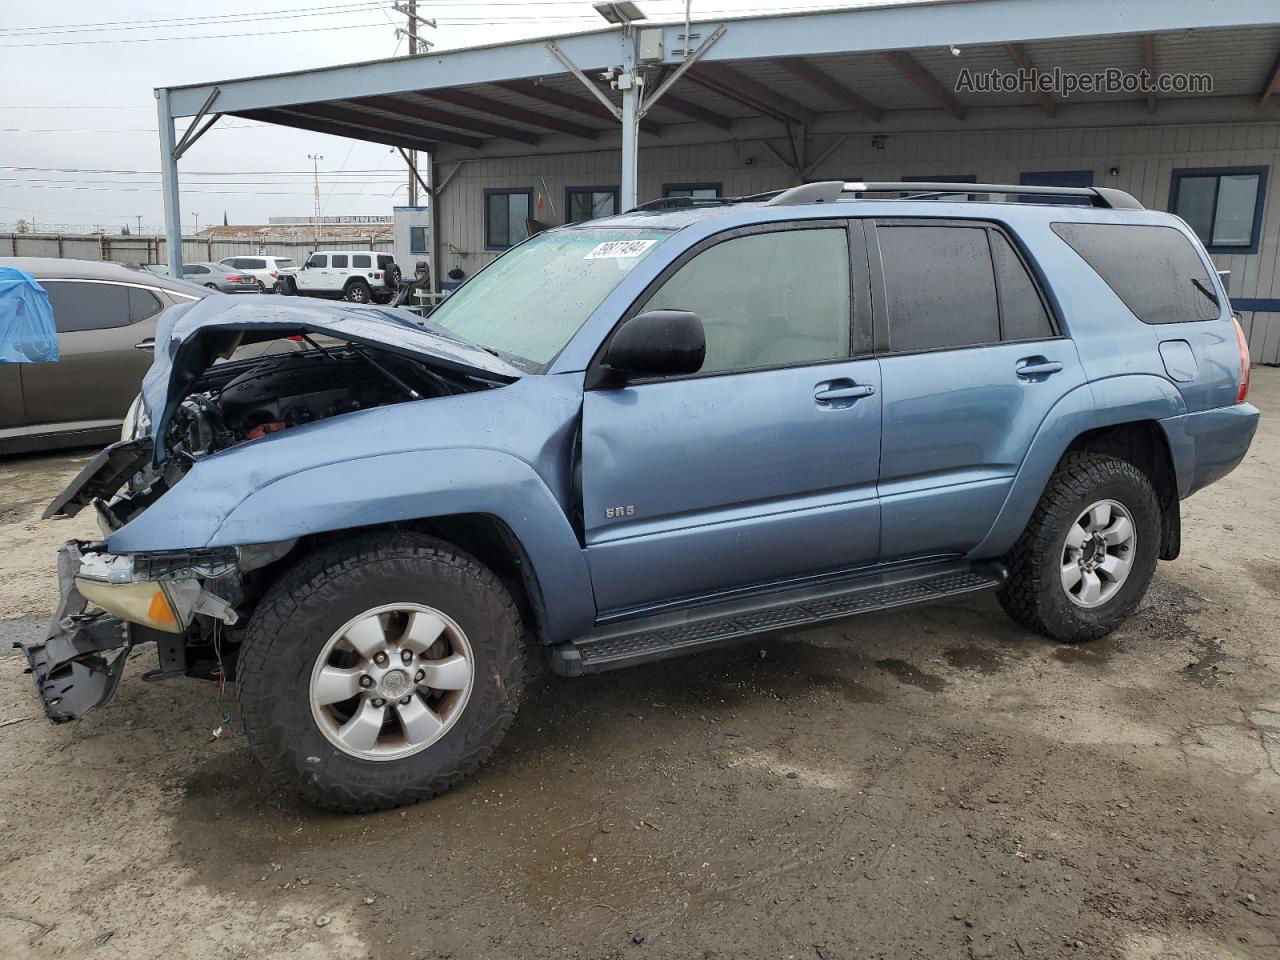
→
(167, 341, 473, 459)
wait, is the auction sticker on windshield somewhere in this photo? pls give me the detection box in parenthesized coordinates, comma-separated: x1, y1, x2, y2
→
(584, 239, 657, 259)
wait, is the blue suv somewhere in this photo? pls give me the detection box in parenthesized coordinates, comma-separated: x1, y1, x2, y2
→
(29, 180, 1259, 811)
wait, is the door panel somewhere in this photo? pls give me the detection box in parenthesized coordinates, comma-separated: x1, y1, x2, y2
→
(21, 281, 155, 428)
(0, 364, 23, 429)
(581, 221, 879, 615)
(583, 359, 882, 613)
(877, 341, 1085, 558)
(870, 218, 1085, 560)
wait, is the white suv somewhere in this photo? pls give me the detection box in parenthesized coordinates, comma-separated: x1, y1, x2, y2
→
(290, 251, 400, 304)
(218, 255, 298, 293)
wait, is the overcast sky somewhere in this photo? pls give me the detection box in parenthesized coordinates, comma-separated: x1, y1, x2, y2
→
(0, 0, 898, 234)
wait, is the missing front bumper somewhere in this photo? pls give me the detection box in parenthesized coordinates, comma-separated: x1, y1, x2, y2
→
(21, 543, 133, 724)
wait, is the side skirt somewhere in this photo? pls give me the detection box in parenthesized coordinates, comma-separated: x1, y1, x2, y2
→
(549, 559, 1006, 676)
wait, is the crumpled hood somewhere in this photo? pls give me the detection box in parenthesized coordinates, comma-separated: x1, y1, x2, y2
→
(142, 296, 523, 460)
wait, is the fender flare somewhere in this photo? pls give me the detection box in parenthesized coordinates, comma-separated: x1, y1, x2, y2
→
(110, 448, 596, 643)
(970, 374, 1186, 558)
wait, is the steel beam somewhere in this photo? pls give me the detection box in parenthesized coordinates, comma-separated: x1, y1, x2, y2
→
(286, 102, 483, 148)
(647, 90, 733, 130)
(639, 25, 726, 119)
(1140, 34, 1158, 113)
(1003, 43, 1057, 116)
(546, 41, 621, 120)
(882, 50, 967, 120)
(620, 31, 640, 210)
(237, 108, 440, 153)
(357, 95, 540, 144)
(495, 80, 662, 135)
(1261, 48, 1280, 108)
(772, 58, 883, 121)
(172, 86, 221, 160)
(424, 88, 599, 140)
(155, 89, 184, 279)
(686, 63, 816, 126)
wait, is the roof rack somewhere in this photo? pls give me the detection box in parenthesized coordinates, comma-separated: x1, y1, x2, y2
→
(765, 181, 1144, 210)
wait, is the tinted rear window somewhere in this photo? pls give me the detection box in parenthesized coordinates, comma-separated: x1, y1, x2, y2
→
(990, 231, 1054, 340)
(1051, 222, 1218, 324)
(353, 254, 372, 268)
(879, 224, 1000, 352)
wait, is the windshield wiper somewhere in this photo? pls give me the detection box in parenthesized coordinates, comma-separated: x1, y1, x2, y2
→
(1191, 277, 1219, 307)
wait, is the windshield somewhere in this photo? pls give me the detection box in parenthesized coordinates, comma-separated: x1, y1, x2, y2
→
(427, 227, 670, 365)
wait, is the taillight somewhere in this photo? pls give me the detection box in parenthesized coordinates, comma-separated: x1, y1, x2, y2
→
(1233, 314, 1251, 403)
(373, 272, 381, 280)
(226, 275, 242, 282)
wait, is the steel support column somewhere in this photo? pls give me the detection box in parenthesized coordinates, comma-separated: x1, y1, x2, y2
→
(620, 28, 640, 211)
(156, 88, 184, 278)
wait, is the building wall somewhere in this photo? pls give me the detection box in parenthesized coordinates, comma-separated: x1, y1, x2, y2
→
(435, 119, 1280, 363)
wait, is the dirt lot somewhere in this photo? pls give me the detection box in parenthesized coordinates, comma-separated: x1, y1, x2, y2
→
(1, 374, 1278, 960)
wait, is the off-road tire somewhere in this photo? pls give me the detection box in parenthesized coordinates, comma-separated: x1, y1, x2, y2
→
(237, 532, 525, 812)
(998, 453, 1159, 643)
(343, 279, 372, 303)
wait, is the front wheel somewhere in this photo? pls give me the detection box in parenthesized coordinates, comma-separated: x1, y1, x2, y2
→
(998, 453, 1160, 643)
(237, 533, 525, 812)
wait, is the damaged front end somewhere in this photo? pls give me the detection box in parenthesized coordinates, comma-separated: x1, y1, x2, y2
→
(28, 297, 524, 723)
(23, 541, 244, 722)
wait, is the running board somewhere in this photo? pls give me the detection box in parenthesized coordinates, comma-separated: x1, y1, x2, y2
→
(549, 561, 1006, 676)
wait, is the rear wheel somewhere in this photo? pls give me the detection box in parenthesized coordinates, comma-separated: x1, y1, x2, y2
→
(998, 453, 1159, 643)
(237, 533, 525, 812)
(344, 279, 372, 303)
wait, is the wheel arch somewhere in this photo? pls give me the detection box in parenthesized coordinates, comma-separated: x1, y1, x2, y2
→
(971, 375, 1187, 559)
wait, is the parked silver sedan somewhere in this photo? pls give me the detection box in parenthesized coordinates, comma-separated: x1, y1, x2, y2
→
(147, 261, 261, 294)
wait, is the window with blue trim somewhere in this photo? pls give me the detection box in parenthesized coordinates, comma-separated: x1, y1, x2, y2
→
(1170, 166, 1269, 254)
(484, 188, 533, 250)
(565, 187, 619, 223)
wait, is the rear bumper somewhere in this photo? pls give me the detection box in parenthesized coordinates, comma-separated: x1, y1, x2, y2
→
(1160, 401, 1260, 499)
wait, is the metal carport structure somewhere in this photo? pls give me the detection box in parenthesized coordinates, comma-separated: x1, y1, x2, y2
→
(156, 0, 1280, 286)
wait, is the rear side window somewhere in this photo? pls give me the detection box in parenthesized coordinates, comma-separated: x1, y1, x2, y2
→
(41, 281, 132, 332)
(331, 254, 349, 269)
(1052, 223, 1218, 324)
(242, 258, 266, 270)
(353, 254, 372, 268)
(879, 225, 1000, 352)
(128, 287, 163, 322)
(990, 232, 1053, 340)
(642, 227, 851, 375)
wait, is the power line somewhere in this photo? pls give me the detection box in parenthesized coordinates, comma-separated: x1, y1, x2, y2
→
(0, 166, 406, 175)
(0, 21, 391, 48)
(0, 1, 393, 34)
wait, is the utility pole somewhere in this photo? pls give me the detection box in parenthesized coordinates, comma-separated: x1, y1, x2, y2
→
(136, 214, 144, 235)
(396, 2, 435, 208)
(191, 211, 199, 235)
(308, 153, 324, 246)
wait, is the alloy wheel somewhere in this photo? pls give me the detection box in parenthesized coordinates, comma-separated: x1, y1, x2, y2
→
(1060, 499, 1136, 608)
(308, 603, 475, 761)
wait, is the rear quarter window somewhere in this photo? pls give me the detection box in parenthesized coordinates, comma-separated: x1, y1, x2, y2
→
(1051, 222, 1219, 324)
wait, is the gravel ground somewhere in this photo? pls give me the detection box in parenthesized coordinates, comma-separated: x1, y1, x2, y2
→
(1, 372, 1278, 960)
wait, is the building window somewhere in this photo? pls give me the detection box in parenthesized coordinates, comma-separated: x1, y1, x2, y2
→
(410, 225, 429, 255)
(663, 182, 721, 199)
(484, 188, 533, 250)
(1170, 166, 1269, 254)
(565, 187, 619, 223)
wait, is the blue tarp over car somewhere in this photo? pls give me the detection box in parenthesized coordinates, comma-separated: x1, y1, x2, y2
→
(0, 266, 58, 363)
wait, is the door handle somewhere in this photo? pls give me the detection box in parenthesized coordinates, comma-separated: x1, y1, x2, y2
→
(134, 338, 155, 351)
(1015, 358, 1063, 379)
(814, 379, 875, 408)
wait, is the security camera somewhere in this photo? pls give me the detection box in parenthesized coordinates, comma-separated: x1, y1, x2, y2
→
(949, 45, 961, 56)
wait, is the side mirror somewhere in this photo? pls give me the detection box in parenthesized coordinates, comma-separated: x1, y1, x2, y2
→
(603, 310, 705, 380)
